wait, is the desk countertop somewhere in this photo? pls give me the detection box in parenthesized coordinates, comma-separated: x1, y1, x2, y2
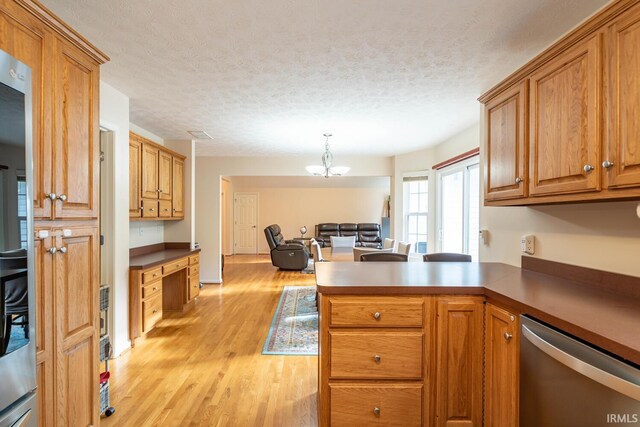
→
(315, 261, 640, 365)
(130, 248, 200, 270)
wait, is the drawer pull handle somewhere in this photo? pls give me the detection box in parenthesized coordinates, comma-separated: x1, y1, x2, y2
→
(152, 309, 158, 314)
(373, 407, 380, 416)
(373, 312, 381, 320)
(153, 273, 158, 277)
(504, 332, 513, 341)
(373, 354, 381, 363)
(152, 287, 157, 291)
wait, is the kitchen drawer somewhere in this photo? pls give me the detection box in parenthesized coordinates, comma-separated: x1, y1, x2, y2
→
(142, 292, 163, 333)
(163, 257, 188, 275)
(158, 200, 172, 218)
(189, 254, 199, 265)
(189, 273, 200, 300)
(142, 267, 162, 284)
(141, 198, 158, 218)
(142, 281, 162, 299)
(329, 296, 423, 327)
(330, 331, 423, 379)
(189, 264, 200, 276)
(330, 383, 422, 427)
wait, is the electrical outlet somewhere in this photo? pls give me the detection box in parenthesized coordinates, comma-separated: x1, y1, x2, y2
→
(520, 234, 535, 255)
(139, 226, 144, 236)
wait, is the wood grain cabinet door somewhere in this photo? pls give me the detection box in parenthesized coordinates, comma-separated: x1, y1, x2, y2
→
(605, 5, 640, 189)
(484, 81, 528, 201)
(158, 150, 173, 201)
(0, 6, 53, 219)
(484, 304, 519, 427)
(54, 226, 100, 426)
(529, 33, 602, 197)
(141, 143, 159, 199)
(34, 231, 54, 427)
(435, 297, 483, 427)
(129, 137, 142, 217)
(53, 39, 100, 219)
(172, 156, 185, 218)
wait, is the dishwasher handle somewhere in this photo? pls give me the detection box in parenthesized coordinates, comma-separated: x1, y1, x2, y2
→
(522, 324, 640, 401)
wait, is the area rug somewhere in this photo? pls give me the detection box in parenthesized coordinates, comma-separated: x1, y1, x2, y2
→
(262, 286, 318, 355)
(301, 258, 315, 274)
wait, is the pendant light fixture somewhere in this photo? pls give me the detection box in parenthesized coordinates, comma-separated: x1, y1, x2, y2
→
(305, 133, 350, 178)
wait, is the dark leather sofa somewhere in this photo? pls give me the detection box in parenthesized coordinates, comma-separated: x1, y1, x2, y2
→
(264, 224, 310, 270)
(314, 223, 382, 248)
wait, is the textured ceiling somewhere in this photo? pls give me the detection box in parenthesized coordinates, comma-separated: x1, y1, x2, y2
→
(43, 0, 608, 156)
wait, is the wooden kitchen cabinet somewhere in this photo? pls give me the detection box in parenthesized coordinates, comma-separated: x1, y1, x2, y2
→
(53, 38, 100, 220)
(484, 80, 528, 201)
(130, 131, 186, 220)
(484, 303, 519, 427)
(172, 156, 185, 218)
(129, 137, 142, 217)
(529, 33, 602, 197)
(1, 1, 107, 424)
(435, 297, 483, 427)
(480, 1, 640, 205)
(605, 3, 640, 190)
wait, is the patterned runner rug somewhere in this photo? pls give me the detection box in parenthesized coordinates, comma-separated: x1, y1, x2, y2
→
(262, 286, 318, 355)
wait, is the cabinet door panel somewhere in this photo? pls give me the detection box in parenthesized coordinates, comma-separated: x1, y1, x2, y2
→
(55, 227, 99, 425)
(158, 150, 172, 200)
(172, 156, 185, 218)
(484, 304, 519, 427)
(0, 9, 53, 219)
(34, 232, 53, 427)
(606, 5, 640, 189)
(53, 40, 99, 219)
(529, 34, 601, 196)
(141, 144, 159, 199)
(485, 81, 527, 201)
(129, 137, 142, 217)
(435, 297, 483, 427)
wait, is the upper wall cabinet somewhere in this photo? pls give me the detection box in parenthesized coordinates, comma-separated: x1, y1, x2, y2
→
(484, 81, 528, 201)
(480, 0, 640, 206)
(130, 132, 185, 221)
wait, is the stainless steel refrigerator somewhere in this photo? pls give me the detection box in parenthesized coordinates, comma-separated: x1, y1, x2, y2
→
(0, 48, 37, 426)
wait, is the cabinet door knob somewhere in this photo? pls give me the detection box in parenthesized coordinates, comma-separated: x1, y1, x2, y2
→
(602, 160, 614, 169)
(152, 287, 157, 291)
(504, 332, 513, 341)
(152, 309, 158, 314)
(583, 164, 595, 173)
(58, 246, 67, 254)
(173, 208, 177, 212)
(57, 194, 67, 202)
(373, 354, 381, 363)
(139, 206, 144, 211)
(373, 311, 381, 320)
(149, 208, 155, 212)
(48, 247, 57, 255)
(515, 177, 523, 184)
(46, 192, 57, 201)
(373, 407, 380, 416)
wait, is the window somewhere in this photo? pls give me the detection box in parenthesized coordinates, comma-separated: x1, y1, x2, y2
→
(403, 176, 428, 254)
(17, 175, 27, 249)
(437, 158, 480, 260)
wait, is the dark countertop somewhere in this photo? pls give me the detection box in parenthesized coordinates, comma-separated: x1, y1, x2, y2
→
(130, 248, 200, 270)
(315, 261, 640, 365)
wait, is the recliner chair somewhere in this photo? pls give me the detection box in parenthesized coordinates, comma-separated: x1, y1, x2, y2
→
(264, 224, 310, 270)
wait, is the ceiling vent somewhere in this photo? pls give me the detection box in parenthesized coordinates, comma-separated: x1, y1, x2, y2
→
(187, 130, 213, 140)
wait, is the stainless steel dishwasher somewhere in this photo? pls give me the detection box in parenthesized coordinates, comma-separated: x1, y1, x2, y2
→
(520, 316, 640, 427)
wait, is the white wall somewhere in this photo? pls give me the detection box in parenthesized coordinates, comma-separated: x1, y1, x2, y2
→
(196, 156, 393, 282)
(128, 125, 165, 248)
(231, 177, 390, 253)
(99, 81, 131, 356)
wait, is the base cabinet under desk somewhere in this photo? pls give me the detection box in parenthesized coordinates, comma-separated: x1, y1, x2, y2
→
(129, 252, 200, 345)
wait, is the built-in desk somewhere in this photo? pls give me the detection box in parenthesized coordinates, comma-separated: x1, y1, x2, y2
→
(129, 243, 201, 345)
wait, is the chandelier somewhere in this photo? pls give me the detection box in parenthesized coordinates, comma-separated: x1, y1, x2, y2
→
(305, 133, 350, 178)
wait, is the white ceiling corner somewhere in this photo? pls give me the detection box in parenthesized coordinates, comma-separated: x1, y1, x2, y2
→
(43, 0, 609, 157)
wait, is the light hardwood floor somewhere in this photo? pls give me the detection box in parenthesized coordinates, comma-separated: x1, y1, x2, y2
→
(103, 255, 318, 426)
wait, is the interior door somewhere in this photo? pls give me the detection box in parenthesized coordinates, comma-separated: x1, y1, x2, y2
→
(234, 193, 258, 254)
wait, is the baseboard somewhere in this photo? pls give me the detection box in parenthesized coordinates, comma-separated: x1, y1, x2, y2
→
(201, 278, 223, 284)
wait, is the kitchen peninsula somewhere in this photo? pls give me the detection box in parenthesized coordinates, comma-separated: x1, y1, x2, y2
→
(315, 258, 640, 426)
